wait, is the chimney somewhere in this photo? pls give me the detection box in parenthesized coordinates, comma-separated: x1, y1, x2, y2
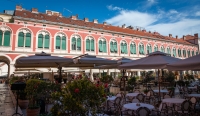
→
(142, 29, 146, 32)
(137, 28, 139, 31)
(53, 12, 59, 16)
(176, 35, 178, 39)
(103, 22, 107, 25)
(183, 35, 186, 40)
(71, 15, 77, 20)
(169, 34, 172, 38)
(149, 31, 151, 33)
(46, 10, 52, 15)
(122, 24, 126, 28)
(84, 18, 89, 22)
(59, 13, 62, 17)
(31, 8, 38, 13)
(16, 5, 22, 11)
(194, 33, 198, 39)
(127, 25, 133, 29)
(93, 19, 98, 24)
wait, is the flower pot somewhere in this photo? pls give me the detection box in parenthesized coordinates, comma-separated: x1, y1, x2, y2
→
(18, 99, 29, 109)
(26, 107, 40, 116)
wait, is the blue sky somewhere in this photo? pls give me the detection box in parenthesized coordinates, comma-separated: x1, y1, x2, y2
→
(1, 0, 200, 37)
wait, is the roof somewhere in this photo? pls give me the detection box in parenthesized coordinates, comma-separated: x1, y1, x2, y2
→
(14, 10, 196, 46)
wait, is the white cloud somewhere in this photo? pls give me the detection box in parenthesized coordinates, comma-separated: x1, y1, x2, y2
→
(169, 10, 178, 14)
(105, 10, 157, 27)
(146, 0, 157, 7)
(146, 19, 200, 37)
(105, 9, 200, 37)
(107, 5, 123, 11)
(195, 11, 200, 16)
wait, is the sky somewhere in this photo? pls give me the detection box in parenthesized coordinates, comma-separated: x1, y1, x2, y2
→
(1, 0, 200, 37)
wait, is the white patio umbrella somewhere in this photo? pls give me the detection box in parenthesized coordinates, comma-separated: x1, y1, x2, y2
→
(15, 52, 73, 83)
(167, 54, 200, 71)
(95, 57, 133, 69)
(61, 54, 117, 68)
(119, 51, 181, 99)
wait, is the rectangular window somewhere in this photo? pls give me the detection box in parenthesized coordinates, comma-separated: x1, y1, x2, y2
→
(18, 32, 24, 47)
(38, 34, 43, 48)
(0, 31, 3, 46)
(62, 36, 66, 50)
(25, 33, 31, 47)
(56, 36, 61, 49)
(44, 35, 49, 49)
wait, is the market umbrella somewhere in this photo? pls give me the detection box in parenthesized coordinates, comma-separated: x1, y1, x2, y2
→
(167, 54, 200, 71)
(61, 54, 117, 68)
(15, 52, 73, 83)
(119, 51, 181, 99)
(95, 57, 133, 69)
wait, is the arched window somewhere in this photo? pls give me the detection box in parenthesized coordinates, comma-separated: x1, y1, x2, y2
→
(130, 42, 136, 54)
(37, 31, 50, 49)
(192, 50, 194, 56)
(55, 34, 66, 50)
(160, 46, 165, 53)
(173, 48, 176, 57)
(86, 36, 94, 52)
(139, 43, 144, 55)
(178, 49, 181, 57)
(147, 44, 152, 54)
(187, 50, 190, 57)
(18, 29, 31, 48)
(71, 35, 81, 51)
(167, 47, 171, 56)
(183, 49, 186, 57)
(0, 29, 11, 47)
(154, 45, 158, 52)
(110, 39, 117, 53)
(121, 41, 127, 54)
(99, 38, 106, 53)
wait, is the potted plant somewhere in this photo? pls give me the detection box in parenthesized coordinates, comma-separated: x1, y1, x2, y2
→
(127, 77, 136, 92)
(51, 79, 106, 115)
(18, 90, 29, 109)
(25, 79, 47, 116)
(143, 89, 149, 94)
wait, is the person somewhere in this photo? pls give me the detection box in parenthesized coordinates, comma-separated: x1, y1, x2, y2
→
(67, 73, 73, 82)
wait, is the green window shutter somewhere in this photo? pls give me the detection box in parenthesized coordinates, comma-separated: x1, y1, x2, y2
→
(77, 38, 81, 51)
(124, 43, 127, 54)
(133, 44, 136, 54)
(38, 34, 43, 48)
(110, 42, 114, 52)
(25, 33, 31, 47)
(56, 36, 61, 49)
(18, 32, 24, 47)
(72, 37, 76, 50)
(62, 36, 66, 50)
(130, 44, 133, 54)
(0, 31, 2, 46)
(142, 44, 144, 54)
(192, 51, 194, 56)
(44, 35, 49, 49)
(86, 39, 90, 51)
(4, 31, 10, 46)
(99, 40, 102, 52)
(103, 41, 106, 53)
(196, 51, 198, 55)
(91, 39, 94, 51)
(139, 45, 141, 54)
(121, 43, 124, 53)
(150, 46, 152, 53)
(114, 42, 117, 52)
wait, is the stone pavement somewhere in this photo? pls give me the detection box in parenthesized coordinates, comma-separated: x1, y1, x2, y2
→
(0, 84, 23, 116)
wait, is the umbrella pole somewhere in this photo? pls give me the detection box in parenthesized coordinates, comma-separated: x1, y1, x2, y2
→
(58, 66, 62, 83)
(158, 69, 161, 101)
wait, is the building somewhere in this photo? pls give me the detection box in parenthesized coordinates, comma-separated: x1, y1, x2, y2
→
(0, 5, 199, 78)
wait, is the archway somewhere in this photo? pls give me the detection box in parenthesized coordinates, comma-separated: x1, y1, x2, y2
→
(0, 56, 10, 80)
